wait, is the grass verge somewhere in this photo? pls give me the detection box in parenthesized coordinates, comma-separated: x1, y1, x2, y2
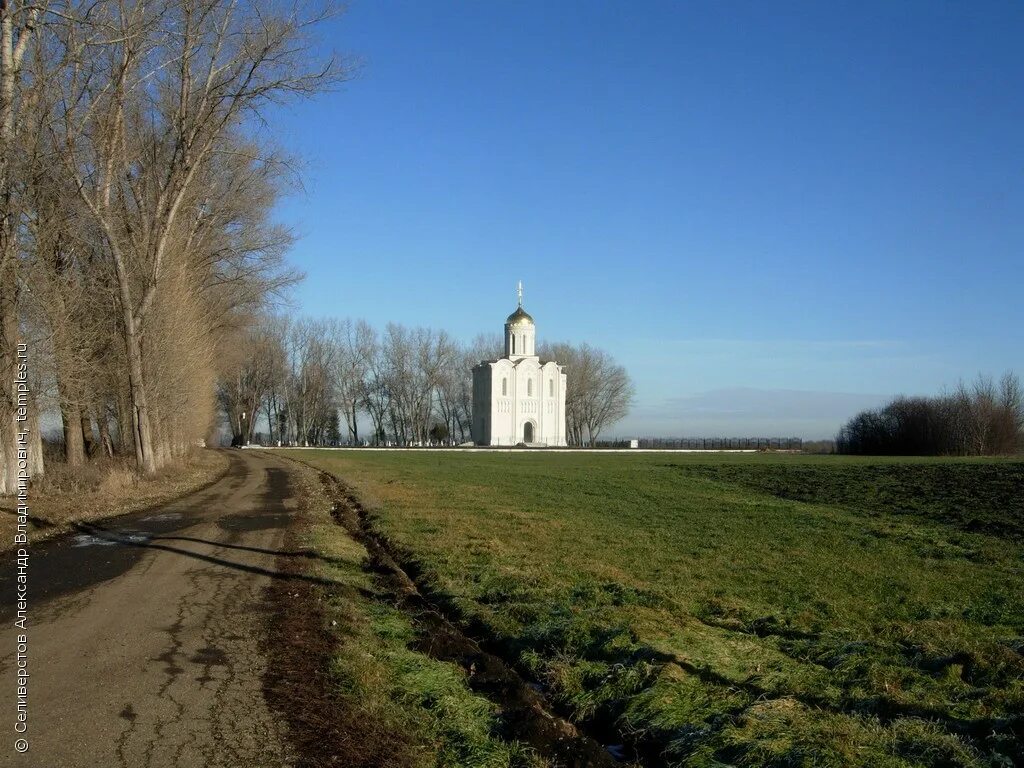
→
(272, 459, 550, 768)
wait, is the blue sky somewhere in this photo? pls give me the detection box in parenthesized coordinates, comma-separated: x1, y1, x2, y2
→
(267, 1, 1024, 438)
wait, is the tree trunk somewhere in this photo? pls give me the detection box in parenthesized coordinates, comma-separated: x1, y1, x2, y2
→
(98, 412, 114, 458)
(150, 403, 169, 469)
(115, 389, 133, 456)
(0, 270, 17, 493)
(122, 308, 156, 473)
(27, 396, 42, 477)
(81, 412, 97, 457)
(263, 399, 275, 444)
(61, 400, 86, 466)
(0, 6, 18, 494)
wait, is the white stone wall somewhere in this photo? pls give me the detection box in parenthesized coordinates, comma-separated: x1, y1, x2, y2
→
(504, 324, 535, 359)
(491, 359, 515, 445)
(472, 356, 567, 446)
(470, 364, 491, 444)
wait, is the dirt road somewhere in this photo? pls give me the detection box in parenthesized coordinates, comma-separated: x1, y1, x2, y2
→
(0, 450, 302, 768)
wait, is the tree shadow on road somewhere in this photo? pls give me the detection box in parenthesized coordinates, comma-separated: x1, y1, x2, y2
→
(0, 503, 57, 529)
(71, 521, 362, 591)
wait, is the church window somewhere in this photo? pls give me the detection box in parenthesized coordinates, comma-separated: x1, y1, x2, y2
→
(527, 379, 533, 396)
(511, 335, 516, 354)
(549, 379, 554, 397)
(502, 377, 507, 396)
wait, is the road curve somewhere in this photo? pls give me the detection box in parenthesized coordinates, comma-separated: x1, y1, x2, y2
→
(0, 449, 301, 768)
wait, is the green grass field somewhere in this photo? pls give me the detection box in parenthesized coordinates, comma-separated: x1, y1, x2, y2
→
(287, 464, 548, 768)
(285, 450, 1024, 767)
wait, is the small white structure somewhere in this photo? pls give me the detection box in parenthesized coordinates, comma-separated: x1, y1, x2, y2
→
(471, 284, 567, 446)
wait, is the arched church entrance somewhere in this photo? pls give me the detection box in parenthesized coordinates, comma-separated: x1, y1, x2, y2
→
(523, 421, 535, 443)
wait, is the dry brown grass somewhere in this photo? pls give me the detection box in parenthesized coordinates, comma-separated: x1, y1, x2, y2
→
(0, 449, 230, 549)
(95, 465, 139, 496)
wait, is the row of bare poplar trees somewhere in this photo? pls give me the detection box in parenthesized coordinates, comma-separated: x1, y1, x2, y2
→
(0, 0, 338, 491)
(218, 317, 636, 447)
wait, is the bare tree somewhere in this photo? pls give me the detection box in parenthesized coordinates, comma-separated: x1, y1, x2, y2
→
(996, 371, 1023, 454)
(449, 333, 503, 443)
(259, 314, 291, 445)
(280, 318, 337, 445)
(540, 341, 635, 446)
(358, 324, 390, 445)
(332, 318, 371, 444)
(53, 0, 342, 472)
(0, 0, 43, 491)
(217, 321, 279, 445)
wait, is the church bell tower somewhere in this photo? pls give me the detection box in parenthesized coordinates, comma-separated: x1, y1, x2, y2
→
(504, 281, 536, 360)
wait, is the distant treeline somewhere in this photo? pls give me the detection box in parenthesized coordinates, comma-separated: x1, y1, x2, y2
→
(836, 373, 1023, 456)
(220, 318, 635, 449)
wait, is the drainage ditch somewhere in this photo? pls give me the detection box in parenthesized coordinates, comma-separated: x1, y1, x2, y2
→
(319, 470, 627, 768)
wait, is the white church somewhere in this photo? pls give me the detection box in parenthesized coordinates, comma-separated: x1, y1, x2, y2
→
(471, 284, 567, 446)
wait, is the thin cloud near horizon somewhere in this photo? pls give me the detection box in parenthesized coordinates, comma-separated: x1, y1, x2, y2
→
(616, 387, 893, 440)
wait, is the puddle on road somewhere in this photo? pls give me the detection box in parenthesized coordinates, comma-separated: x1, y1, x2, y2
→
(140, 512, 183, 522)
(73, 531, 151, 548)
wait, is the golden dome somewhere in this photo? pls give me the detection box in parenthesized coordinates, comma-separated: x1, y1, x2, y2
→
(505, 306, 534, 327)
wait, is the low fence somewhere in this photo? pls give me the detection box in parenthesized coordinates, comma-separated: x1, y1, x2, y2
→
(598, 437, 803, 450)
(250, 435, 805, 451)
